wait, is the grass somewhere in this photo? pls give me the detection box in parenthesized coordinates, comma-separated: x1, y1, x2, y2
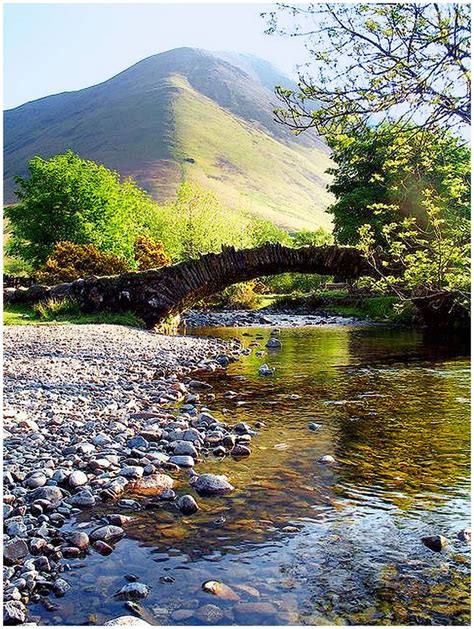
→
(326, 295, 414, 323)
(3, 302, 144, 327)
(172, 75, 334, 231)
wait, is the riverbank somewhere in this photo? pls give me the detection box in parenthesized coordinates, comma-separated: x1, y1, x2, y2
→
(3, 325, 249, 626)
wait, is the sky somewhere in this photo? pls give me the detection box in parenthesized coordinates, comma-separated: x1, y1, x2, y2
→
(4, 3, 308, 110)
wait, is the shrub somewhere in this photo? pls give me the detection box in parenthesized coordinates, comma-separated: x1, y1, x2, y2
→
(36, 241, 130, 284)
(134, 235, 170, 270)
(214, 281, 260, 310)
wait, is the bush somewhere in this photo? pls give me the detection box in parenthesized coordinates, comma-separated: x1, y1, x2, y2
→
(210, 281, 260, 310)
(134, 235, 170, 270)
(36, 241, 130, 284)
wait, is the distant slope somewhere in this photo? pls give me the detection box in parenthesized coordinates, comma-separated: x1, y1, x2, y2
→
(4, 47, 333, 230)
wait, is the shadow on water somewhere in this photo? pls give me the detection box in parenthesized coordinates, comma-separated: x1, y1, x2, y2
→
(30, 325, 470, 626)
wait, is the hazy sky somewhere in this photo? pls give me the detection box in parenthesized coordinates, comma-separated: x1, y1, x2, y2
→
(4, 3, 309, 110)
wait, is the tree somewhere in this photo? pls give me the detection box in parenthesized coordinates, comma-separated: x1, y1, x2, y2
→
(6, 150, 153, 267)
(326, 124, 470, 245)
(358, 190, 470, 315)
(265, 3, 471, 136)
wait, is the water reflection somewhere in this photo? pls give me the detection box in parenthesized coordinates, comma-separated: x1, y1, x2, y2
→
(30, 325, 470, 626)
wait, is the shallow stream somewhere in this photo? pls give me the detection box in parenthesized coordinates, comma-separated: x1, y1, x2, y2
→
(30, 325, 470, 625)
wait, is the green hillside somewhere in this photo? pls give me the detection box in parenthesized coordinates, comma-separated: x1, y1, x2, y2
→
(4, 47, 334, 231)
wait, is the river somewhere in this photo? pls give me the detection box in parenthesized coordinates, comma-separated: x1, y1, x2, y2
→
(30, 324, 470, 625)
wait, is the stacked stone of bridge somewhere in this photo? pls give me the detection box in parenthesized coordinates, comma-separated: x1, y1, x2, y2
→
(4, 243, 373, 328)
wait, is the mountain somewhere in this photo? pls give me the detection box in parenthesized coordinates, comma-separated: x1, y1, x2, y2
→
(4, 47, 333, 231)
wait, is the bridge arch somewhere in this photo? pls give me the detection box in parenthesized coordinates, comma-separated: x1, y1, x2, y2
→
(5, 243, 373, 328)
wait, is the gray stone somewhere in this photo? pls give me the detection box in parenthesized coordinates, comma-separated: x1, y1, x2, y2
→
(120, 466, 144, 479)
(25, 471, 47, 489)
(169, 455, 195, 468)
(27, 486, 63, 504)
(89, 525, 124, 544)
(126, 436, 149, 450)
(193, 473, 235, 496)
(117, 582, 150, 600)
(69, 490, 95, 507)
(173, 441, 198, 457)
(4, 538, 29, 564)
(177, 495, 199, 515)
(68, 470, 88, 488)
(4, 600, 27, 625)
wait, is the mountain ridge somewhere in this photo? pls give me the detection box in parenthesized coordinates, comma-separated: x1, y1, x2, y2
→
(4, 47, 333, 230)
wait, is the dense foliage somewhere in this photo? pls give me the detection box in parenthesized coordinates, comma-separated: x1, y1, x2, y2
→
(266, 3, 470, 136)
(6, 150, 153, 267)
(134, 235, 170, 271)
(36, 241, 130, 284)
(358, 191, 471, 313)
(327, 125, 470, 245)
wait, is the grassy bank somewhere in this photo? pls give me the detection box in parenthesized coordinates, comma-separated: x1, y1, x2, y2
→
(270, 291, 415, 324)
(3, 303, 144, 327)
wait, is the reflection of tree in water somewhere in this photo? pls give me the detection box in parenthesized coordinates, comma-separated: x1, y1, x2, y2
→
(331, 357, 470, 510)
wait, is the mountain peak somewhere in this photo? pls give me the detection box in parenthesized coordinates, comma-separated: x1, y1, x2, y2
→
(4, 48, 332, 230)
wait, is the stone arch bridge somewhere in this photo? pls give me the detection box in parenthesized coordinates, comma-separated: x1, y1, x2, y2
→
(5, 243, 374, 328)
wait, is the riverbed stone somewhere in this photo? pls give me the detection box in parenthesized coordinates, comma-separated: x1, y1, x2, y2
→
(69, 490, 96, 507)
(193, 473, 235, 496)
(68, 470, 88, 488)
(177, 495, 199, 515)
(422, 535, 449, 552)
(90, 525, 125, 544)
(4, 538, 29, 565)
(24, 471, 48, 489)
(69, 532, 90, 550)
(128, 473, 174, 496)
(104, 616, 151, 626)
(194, 604, 224, 624)
(117, 582, 150, 600)
(4, 600, 27, 625)
(173, 441, 198, 457)
(27, 486, 63, 505)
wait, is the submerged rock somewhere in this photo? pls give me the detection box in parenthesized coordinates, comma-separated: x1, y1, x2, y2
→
(266, 338, 282, 349)
(258, 364, 275, 376)
(193, 473, 235, 496)
(422, 535, 449, 552)
(177, 495, 199, 515)
(457, 528, 471, 544)
(194, 604, 224, 624)
(202, 580, 240, 601)
(117, 582, 150, 600)
(104, 616, 150, 626)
